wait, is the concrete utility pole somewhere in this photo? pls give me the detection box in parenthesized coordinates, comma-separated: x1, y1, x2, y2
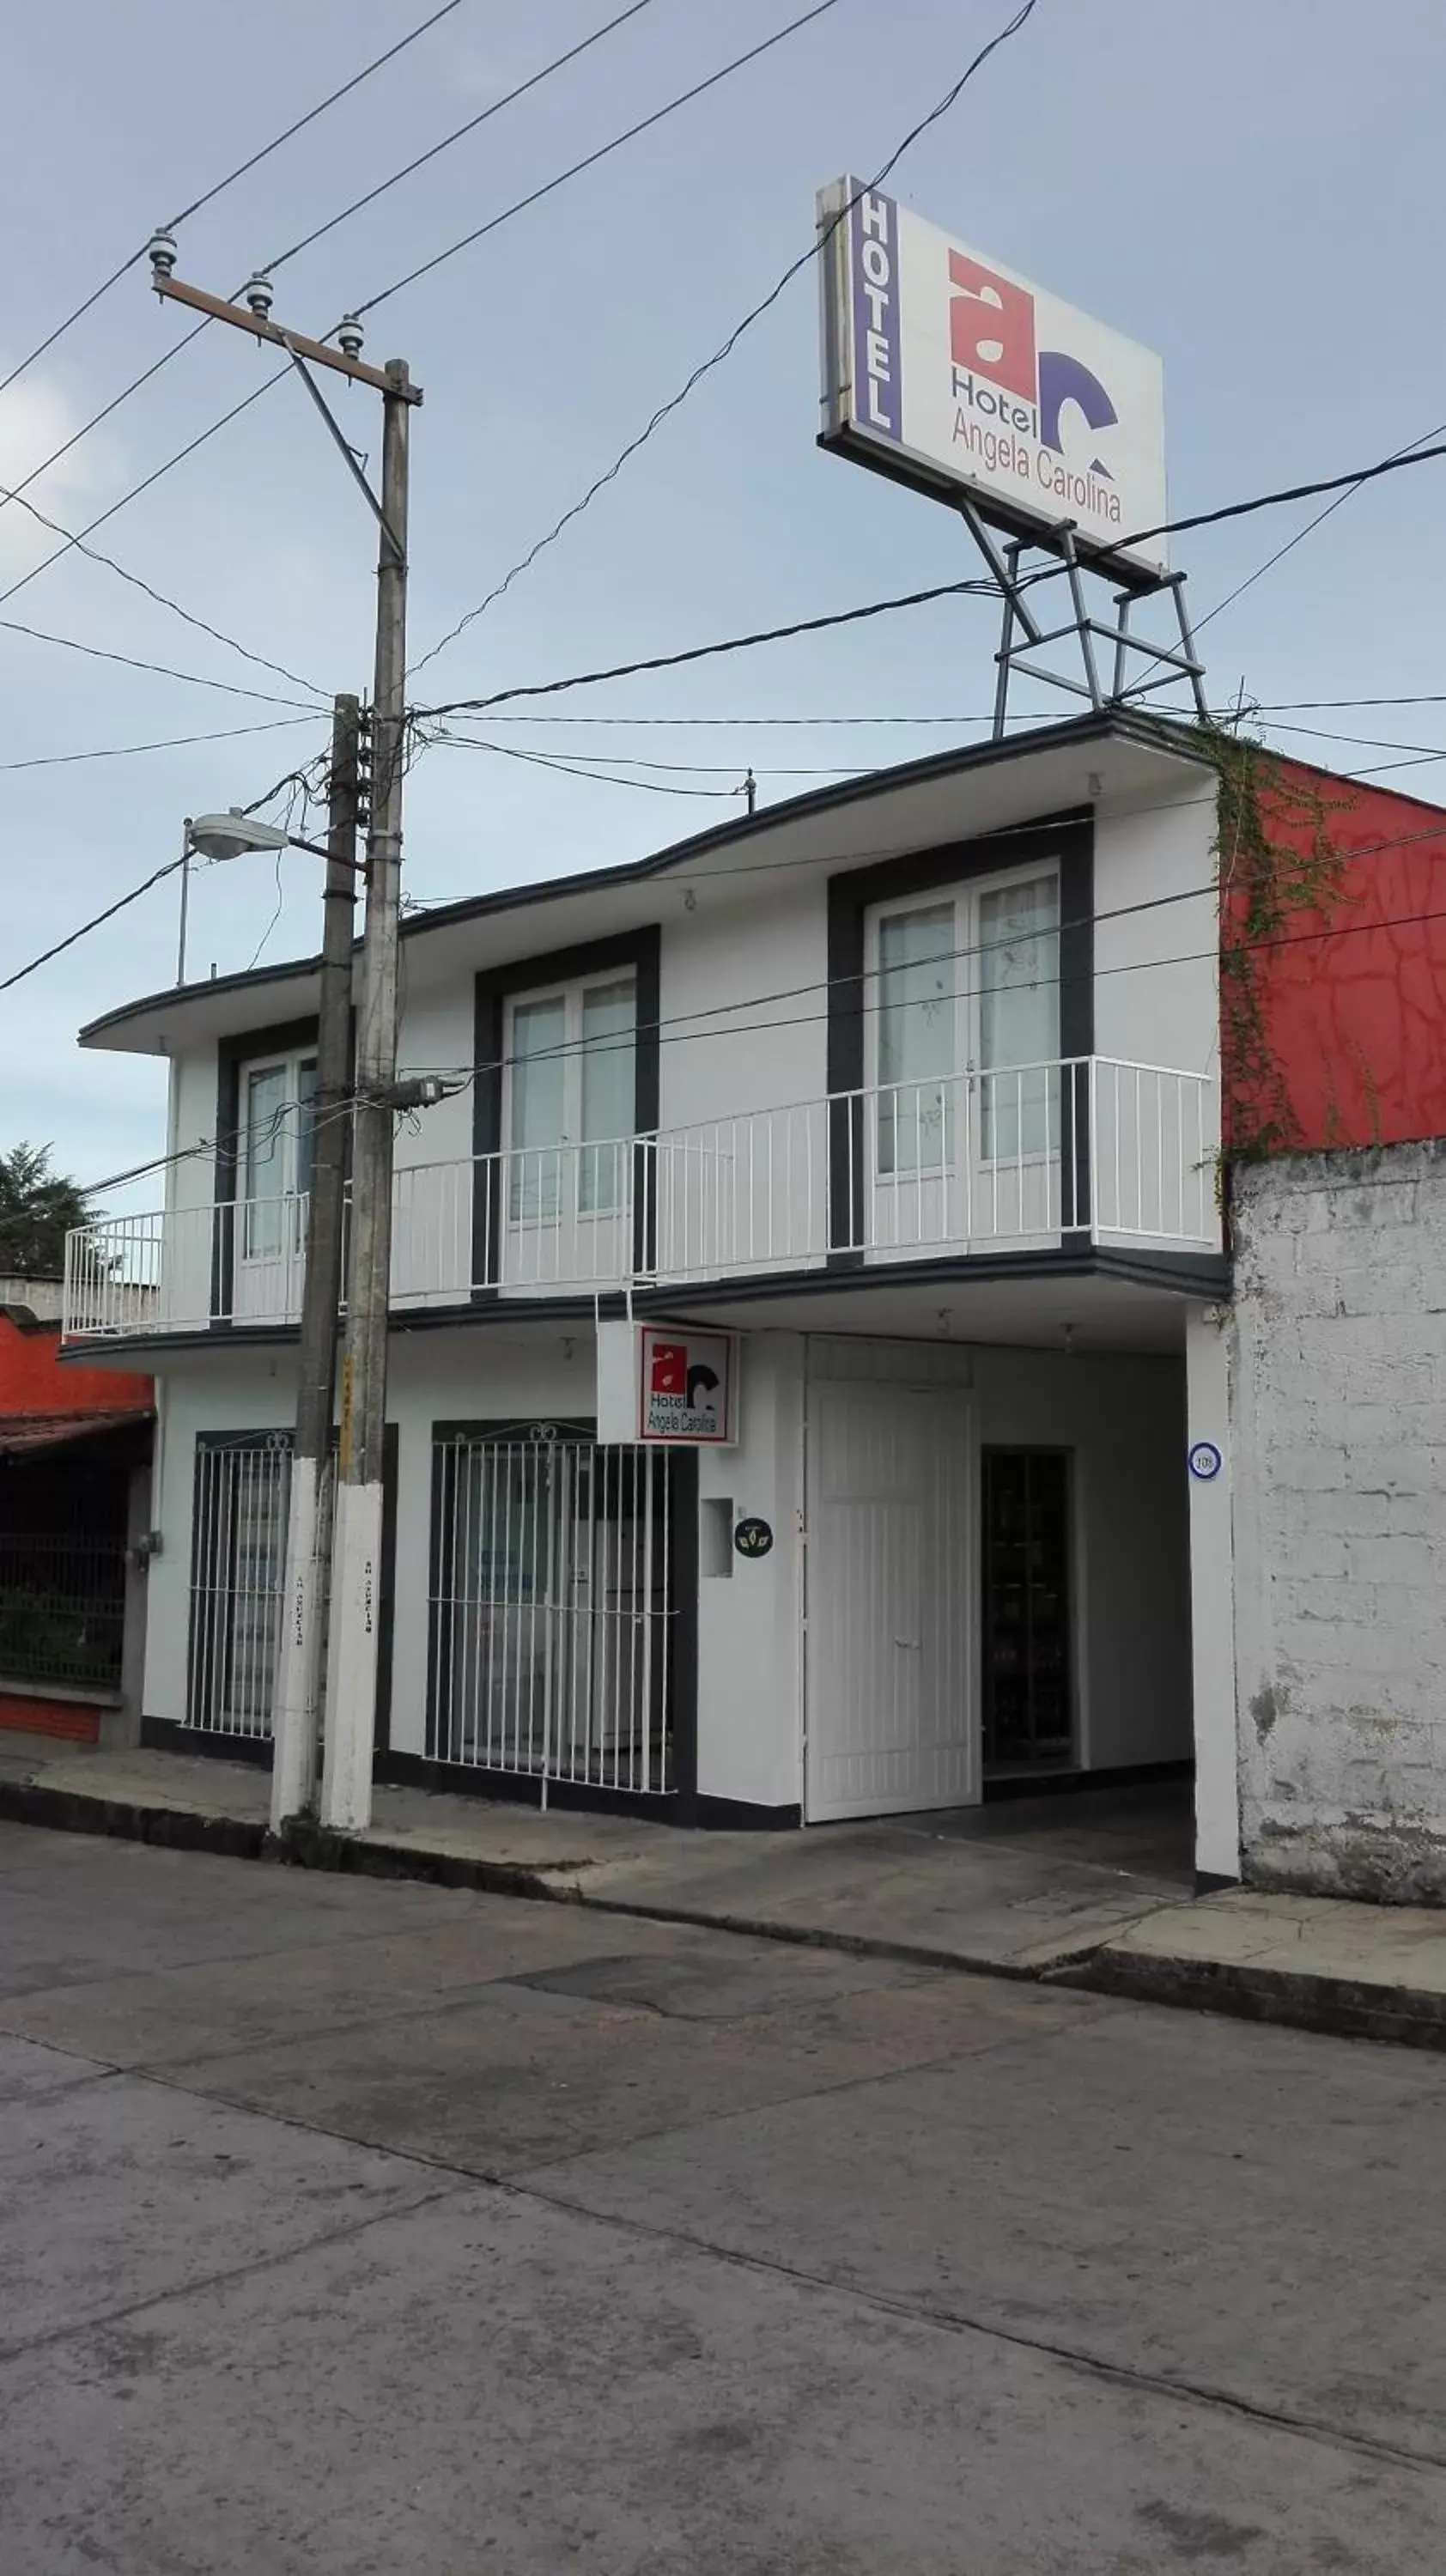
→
(270, 693, 362, 1830)
(145, 238, 422, 1838)
(322, 369, 410, 1833)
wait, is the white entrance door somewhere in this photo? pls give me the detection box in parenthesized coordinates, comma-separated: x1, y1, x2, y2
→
(805, 1383, 976, 1820)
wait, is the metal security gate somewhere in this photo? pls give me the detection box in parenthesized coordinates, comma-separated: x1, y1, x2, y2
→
(427, 1423, 676, 1795)
(187, 1434, 294, 1739)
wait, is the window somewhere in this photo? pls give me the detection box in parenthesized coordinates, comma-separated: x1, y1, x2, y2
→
(877, 903, 955, 1175)
(187, 1435, 294, 1737)
(979, 878, 1059, 1159)
(869, 871, 1060, 1172)
(240, 1051, 317, 1259)
(506, 975, 636, 1222)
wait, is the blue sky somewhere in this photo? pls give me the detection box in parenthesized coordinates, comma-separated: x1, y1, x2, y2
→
(4, 0, 1444, 1206)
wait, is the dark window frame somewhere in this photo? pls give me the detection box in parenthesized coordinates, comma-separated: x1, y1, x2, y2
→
(424, 1412, 696, 1801)
(471, 928, 661, 1296)
(824, 815, 1094, 1260)
(185, 1424, 398, 1745)
(211, 1016, 322, 1325)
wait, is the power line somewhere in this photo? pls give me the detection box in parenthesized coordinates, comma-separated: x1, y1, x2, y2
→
(409, 0, 1044, 675)
(411, 848, 1446, 1092)
(1180, 416, 1446, 655)
(0, 857, 188, 995)
(422, 694, 1446, 726)
(3, 744, 325, 998)
(0, 0, 467, 411)
(416, 428, 1446, 725)
(0, 611, 324, 710)
(354, 0, 849, 320)
(434, 728, 857, 777)
(50, 806, 1446, 1142)
(420, 577, 997, 718)
(0, 371, 288, 616)
(0, 473, 326, 701)
(427, 727, 742, 798)
(261, 0, 665, 276)
(1021, 434, 1446, 609)
(0, 714, 325, 775)
(1, 9, 838, 693)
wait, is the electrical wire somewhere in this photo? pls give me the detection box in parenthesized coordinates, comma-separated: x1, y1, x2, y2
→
(63, 809, 1446, 1198)
(0, 857, 189, 995)
(427, 727, 742, 798)
(434, 729, 859, 776)
(0, 476, 327, 701)
(420, 694, 1446, 726)
(410, 873, 1446, 1099)
(0, 0, 468, 410)
(409, 0, 1044, 674)
(71, 846, 1446, 1204)
(2, 739, 328, 998)
(0, 371, 289, 615)
(353, 0, 848, 323)
(0, 714, 325, 775)
(415, 416, 1446, 724)
(260, 0, 665, 277)
(0, 612, 325, 710)
(418, 578, 999, 719)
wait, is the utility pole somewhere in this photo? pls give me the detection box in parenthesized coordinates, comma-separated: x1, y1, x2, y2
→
(269, 693, 362, 1830)
(322, 367, 410, 1832)
(145, 238, 421, 1838)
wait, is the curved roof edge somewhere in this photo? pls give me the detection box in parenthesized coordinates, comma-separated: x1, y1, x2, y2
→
(81, 706, 1212, 1048)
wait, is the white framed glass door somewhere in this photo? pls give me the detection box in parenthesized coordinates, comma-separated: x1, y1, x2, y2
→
(236, 1051, 316, 1319)
(866, 868, 1060, 1253)
(501, 975, 636, 1288)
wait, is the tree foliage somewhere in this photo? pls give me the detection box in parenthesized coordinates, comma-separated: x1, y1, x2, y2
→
(0, 1143, 93, 1278)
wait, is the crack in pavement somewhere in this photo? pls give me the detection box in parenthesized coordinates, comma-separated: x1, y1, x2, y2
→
(4, 2009, 1443, 2492)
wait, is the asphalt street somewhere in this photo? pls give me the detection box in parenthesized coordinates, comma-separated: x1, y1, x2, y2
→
(2, 1819, 1443, 2573)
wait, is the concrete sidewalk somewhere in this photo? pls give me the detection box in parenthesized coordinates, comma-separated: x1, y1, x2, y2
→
(1080, 1886, 1446, 2050)
(6, 1732, 1446, 2047)
(0, 1732, 1187, 1976)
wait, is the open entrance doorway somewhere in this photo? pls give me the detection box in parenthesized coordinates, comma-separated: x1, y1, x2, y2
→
(981, 1447, 1074, 1780)
(804, 1345, 1194, 1858)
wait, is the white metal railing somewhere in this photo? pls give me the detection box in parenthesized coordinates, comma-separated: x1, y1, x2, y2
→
(63, 1059, 1219, 1337)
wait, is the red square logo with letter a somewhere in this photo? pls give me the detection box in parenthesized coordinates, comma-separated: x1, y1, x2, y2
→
(948, 251, 1037, 401)
(650, 1341, 687, 1397)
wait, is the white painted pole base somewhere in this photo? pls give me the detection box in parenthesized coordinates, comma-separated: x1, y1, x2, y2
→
(320, 1478, 385, 1833)
(1186, 1303, 1241, 1884)
(269, 1455, 326, 1832)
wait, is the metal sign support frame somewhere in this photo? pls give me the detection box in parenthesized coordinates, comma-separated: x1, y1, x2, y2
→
(955, 500, 1209, 738)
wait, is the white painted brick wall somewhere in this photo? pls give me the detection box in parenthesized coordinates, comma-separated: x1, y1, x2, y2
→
(1231, 1139, 1446, 1899)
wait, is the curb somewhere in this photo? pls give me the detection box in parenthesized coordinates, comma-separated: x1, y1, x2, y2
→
(0, 1778, 562, 1903)
(9, 1775, 1445, 2045)
(0, 1775, 1078, 1978)
(1061, 1944, 1446, 2053)
(0, 1777, 267, 1861)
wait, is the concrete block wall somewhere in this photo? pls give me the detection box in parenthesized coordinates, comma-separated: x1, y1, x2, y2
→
(1231, 1140, 1446, 1899)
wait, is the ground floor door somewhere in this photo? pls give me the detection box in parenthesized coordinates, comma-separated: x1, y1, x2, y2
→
(805, 1382, 975, 1820)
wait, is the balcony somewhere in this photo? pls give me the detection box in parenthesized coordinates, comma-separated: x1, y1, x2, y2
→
(64, 1057, 1221, 1342)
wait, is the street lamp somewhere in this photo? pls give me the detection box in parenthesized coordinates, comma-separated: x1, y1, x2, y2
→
(176, 811, 363, 992)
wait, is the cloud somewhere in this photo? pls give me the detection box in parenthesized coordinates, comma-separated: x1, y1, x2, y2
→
(0, 374, 117, 579)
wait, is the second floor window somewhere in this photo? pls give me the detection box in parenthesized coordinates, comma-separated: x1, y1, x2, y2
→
(506, 975, 636, 1221)
(872, 872, 1060, 1171)
(241, 1051, 316, 1258)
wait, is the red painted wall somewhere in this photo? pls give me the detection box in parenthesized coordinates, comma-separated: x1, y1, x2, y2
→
(1227, 756, 1446, 1152)
(0, 1314, 152, 1421)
